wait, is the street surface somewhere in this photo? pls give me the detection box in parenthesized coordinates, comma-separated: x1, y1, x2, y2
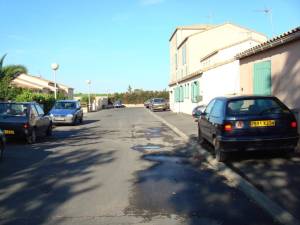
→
(0, 108, 278, 225)
(156, 110, 300, 221)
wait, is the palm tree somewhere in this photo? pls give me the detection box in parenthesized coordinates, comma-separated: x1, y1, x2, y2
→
(0, 54, 27, 79)
(0, 54, 28, 100)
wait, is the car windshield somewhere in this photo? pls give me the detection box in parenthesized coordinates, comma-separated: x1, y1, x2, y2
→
(0, 103, 28, 117)
(153, 99, 165, 103)
(54, 102, 76, 110)
(227, 98, 288, 116)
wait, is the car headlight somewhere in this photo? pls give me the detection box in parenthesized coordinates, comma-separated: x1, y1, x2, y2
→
(66, 114, 74, 117)
(49, 113, 54, 117)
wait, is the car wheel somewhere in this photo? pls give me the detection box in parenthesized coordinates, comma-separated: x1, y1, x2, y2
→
(26, 128, 37, 144)
(46, 124, 53, 136)
(72, 116, 77, 126)
(213, 138, 227, 162)
(197, 127, 205, 145)
(79, 116, 83, 124)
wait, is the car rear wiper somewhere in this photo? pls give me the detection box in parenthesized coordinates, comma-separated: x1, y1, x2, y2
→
(259, 107, 281, 115)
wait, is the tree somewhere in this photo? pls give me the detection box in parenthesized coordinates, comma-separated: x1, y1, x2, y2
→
(0, 54, 28, 101)
(128, 85, 132, 93)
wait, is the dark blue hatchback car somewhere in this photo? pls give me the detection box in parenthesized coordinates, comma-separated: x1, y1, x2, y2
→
(198, 96, 299, 162)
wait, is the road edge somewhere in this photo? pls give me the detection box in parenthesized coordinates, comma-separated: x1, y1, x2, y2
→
(147, 109, 300, 225)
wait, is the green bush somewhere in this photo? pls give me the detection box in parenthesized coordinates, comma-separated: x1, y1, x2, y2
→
(15, 91, 56, 114)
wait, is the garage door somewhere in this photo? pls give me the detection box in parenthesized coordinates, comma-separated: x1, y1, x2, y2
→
(253, 60, 271, 95)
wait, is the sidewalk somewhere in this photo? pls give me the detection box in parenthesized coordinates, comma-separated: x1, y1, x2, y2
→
(154, 111, 197, 139)
(153, 110, 300, 222)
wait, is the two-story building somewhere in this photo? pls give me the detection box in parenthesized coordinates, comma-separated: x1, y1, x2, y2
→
(169, 23, 267, 114)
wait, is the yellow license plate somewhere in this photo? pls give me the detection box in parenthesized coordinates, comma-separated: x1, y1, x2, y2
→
(4, 130, 15, 135)
(250, 120, 275, 127)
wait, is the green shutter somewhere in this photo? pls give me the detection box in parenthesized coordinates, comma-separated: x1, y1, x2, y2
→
(191, 81, 201, 103)
(253, 61, 271, 95)
(180, 86, 184, 102)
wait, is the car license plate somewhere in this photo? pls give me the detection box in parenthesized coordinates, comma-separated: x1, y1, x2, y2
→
(55, 118, 65, 121)
(250, 120, 275, 127)
(4, 130, 15, 135)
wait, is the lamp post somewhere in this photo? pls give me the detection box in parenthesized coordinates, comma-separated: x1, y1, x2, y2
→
(86, 80, 91, 112)
(51, 63, 59, 99)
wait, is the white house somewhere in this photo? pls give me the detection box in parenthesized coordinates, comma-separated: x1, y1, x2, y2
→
(169, 23, 267, 114)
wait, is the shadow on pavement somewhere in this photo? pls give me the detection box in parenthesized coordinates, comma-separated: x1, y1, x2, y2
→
(0, 121, 116, 225)
(126, 138, 278, 225)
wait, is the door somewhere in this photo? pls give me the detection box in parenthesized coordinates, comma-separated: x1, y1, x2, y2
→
(34, 104, 48, 134)
(208, 100, 225, 142)
(253, 60, 271, 95)
(199, 99, 215, 140)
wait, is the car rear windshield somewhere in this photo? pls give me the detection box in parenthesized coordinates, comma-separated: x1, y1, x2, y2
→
(153, 99, 165, 103)
(226, 98, 289, 116)
(0, 103, 29, 117)
(54, 102, 76, 109)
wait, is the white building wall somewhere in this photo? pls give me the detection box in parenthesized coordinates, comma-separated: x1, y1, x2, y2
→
(201, 60, 240, 105)
(169, 76, 202, 115)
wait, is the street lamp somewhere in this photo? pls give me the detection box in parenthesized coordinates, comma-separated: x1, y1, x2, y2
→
(51, 63, 59, 99)
(86, 80, 91, 112)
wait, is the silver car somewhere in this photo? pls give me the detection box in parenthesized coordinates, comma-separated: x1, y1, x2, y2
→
(49, 100, 83, 125)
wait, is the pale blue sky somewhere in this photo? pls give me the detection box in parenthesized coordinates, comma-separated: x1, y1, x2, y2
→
(0, 0, 299, 93)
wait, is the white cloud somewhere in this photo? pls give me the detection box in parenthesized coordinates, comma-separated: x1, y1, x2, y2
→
(139, 0, 165, 6)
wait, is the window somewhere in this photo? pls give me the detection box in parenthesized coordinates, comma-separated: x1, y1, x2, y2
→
(205, 99, 216, 117)
(191, 81, 201, 103)
(210, 100, 224, 118)
(226, 98, 288, 116)
(30, 105, 38, 117)
(0, 103, 28, 117)
(180, 86, 184, 102)
(35, 104, 45, 116)
(187, 83, 189, 99)
(182, 45, 186, 65)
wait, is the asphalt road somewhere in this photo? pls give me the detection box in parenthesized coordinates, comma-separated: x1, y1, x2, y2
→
(0, 108, 279, 225)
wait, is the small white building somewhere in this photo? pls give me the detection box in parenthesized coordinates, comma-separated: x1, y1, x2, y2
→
(169, 23, 267, 114)
(12, 73, 74, 99)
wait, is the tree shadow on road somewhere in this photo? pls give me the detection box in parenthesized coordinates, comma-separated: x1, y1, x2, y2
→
(0, 123, 116, 225)
(126, 138, 278, 225)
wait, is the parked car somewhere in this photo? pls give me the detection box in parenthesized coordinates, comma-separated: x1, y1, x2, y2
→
(149, 98, 168, 111)
(49, 100, 83, 125)
(144, 99, 151, 108)
(197, 96, 299, 162)
(0, 102, 53, 144)
(113, 100, 124, 108)
(192, 105, 206, 121)
(0, 129, 5, 160)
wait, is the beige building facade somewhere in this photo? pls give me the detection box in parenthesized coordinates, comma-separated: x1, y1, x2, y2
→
(12, 73, 74, 99)
(237, 27, 300, 110)
(169, 23, 267, 114)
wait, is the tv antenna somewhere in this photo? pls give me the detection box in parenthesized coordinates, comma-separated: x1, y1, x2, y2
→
(254, 7, 274, 38)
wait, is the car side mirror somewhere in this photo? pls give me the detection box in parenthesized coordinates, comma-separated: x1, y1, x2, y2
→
(200, 112, 207, 116)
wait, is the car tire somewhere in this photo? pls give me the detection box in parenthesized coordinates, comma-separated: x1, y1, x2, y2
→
(213, 138, 227, 162)
(72, 116, 77, 126)
(26, 128, 37, 144)
(46, 124, 53, 136)
(79, 116, 83, 124)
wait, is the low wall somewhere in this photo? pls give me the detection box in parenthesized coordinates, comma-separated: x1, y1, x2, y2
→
(123, 104, 144, 108)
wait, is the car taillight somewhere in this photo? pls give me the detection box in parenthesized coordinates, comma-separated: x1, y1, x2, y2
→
(224, 123, 233, 132)
(290, 121, 297, 128)
(23, 123, 29, 129)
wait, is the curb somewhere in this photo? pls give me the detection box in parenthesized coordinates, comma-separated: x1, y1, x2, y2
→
(148, 109, 300, 225)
